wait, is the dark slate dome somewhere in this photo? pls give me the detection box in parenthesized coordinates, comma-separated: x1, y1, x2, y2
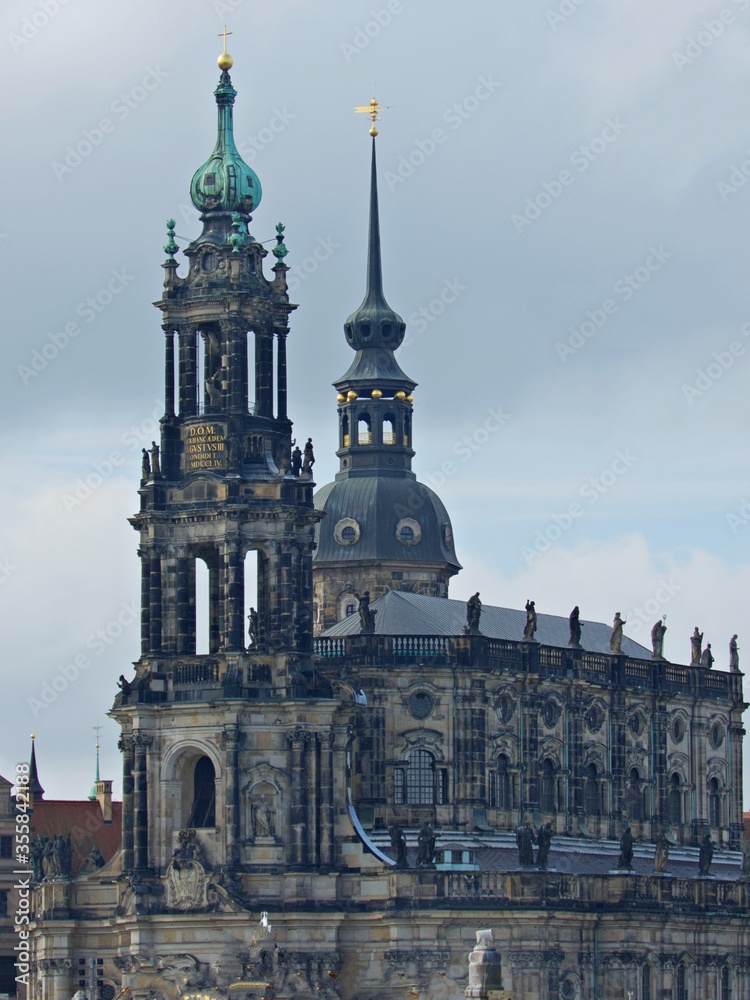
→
(313, 476, 461, 569)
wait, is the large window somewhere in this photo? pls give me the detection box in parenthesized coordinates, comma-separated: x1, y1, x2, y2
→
(490, 756, 512, 809)
(668, 773, 682, 826)
(188, 756, 216, 828)
(676, 965, 687, 1000)
(584, 764, 601, 817)
(722, 967, 732, 1000)
(0, 835, 12, 859)
(708, 778, 721, 827)
(394, 750, 445, 805)
(540, 759, 556, 813)
(641, 965, 651, 1000)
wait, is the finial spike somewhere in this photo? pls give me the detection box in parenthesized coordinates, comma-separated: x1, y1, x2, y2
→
(355, 96, 390, 137)
(218, 25, 234, 70)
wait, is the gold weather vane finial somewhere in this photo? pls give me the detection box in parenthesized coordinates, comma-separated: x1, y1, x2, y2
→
(218, 25, 234, 71)
(355, 96, 390, 136)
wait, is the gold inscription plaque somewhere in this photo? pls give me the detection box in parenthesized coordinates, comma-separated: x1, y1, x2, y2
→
(184, 423, 226, 470)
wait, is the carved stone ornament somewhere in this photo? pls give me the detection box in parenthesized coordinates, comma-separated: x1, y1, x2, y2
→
(166, 858, 209, 911)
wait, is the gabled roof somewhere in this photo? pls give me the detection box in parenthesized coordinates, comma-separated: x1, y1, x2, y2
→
(322, 590, 652, 659)
(31, 800, 122, 876)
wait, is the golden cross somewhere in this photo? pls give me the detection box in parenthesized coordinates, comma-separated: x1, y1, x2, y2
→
(219, 25, 233, 53)
(354, 96, 390, 136)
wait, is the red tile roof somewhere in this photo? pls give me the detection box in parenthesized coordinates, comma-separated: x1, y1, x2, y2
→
(31, 800, 122, 875)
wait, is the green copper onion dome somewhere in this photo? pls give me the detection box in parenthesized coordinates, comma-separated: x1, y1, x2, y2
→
(190, 69, 262, 217)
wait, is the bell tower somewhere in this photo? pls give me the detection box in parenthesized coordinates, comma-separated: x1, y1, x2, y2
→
(111, 43, 336, 884)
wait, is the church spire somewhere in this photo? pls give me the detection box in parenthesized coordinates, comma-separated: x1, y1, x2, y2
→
(28, 734, 44, 801)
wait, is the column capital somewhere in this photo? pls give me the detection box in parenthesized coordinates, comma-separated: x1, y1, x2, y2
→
(288, 727, 310, 749)
(222, 725, 242, 750)
(134, 732, 153, 751)
(317, 728, 335, 751)
(118, 734, 135, 754)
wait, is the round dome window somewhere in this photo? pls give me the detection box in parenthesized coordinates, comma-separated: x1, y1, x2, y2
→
(395, 517, 421, 545)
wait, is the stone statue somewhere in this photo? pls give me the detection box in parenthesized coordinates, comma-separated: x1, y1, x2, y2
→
(690, 627, 703, 665)
(205, 367, 223, 408)
(536, 822, 553, 870)
(141, 448, 151, 480)
(149, 441, 161, 477)
(700, 643, 714, 669)
(388, 822, 407, 868)
(80, 847, 105, 873)
(516, 824, 535, 867)
(247, 607, 259, 647)
(117, 674, 132, 698)
(617, 825, 634, 869)
(302, 437, 315, 475)
(356, 591, 377, 633)
(290, 439, 302, 477)
(252, 798, 275, 838)
(523, 600, 537, 641)
(730, 634, 740, 672)
(52, 834, 72, 878)
(651, 619, 667, 661)
(610, 613, 626, 654)
(466, 592, 482, 633)
(568, 606, 582, 648)
(653, 828, 670, 874)
(416, 822, 436, 867)
(698, 833, 714, 876)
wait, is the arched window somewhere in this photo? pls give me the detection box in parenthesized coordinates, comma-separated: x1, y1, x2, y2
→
(585, 764, 601, 816)
(676, 965, 687, 1000)
(341, 413, 350, 448)
(708, 777, 721, 827)
(357, 413, 371, 445)
(188, 756, 216, 828)
(491, 755, 512, 809)
(722, 966, 732, 1000)
(628, 768, 643, 821)
(540, 759, 556, 813)
(641, 965, 651, 1000)
(382, 415, 395, 445)
(404, 412, 411, 447)
(668, 773, 682, 826)
(406, 750, 436, 805)
(345, 603, 356, 617)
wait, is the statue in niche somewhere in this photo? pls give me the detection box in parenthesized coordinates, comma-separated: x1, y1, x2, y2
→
(516, 824, 535, 867)
(536, 822, 553, 870)
(730, 634, 740, 672)
(690, 627, 703, 665)
(617, 824, 634, 869)
(388, 822, 408, 868)
(569, 606, 582, 648)
(651, 618, 667, 660)
(141, 448, 151, 480)
(465, 592, 482, 633)
(416, 822, 437, 867)
(523, 600, 537, 641)
(149, 441, 161, 476)
(610, 612, 626, 654)
(653, 828, 670, 875)
(205, 367, 223, 408)
(356, 591, 377, 633)
(698, 833, 715, 876)
(302, 437, 315, 474)
(290, 439, 302, 476)
(247, 607, 259, 648)
(252, 797, 275, 838)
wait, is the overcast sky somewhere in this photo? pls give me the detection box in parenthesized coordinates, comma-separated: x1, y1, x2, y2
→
(1, 0, 749, 804)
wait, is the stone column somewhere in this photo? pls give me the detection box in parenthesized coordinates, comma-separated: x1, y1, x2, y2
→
(118, 734, 135, 873)
(164, 325, 175, 417)
(729, 721, 744, 848)
(176, 554, 193, 655)
(139, 549, 150, 656)
(276, 329, 288, 420)
(133, 733, 153, 873)
(692, 720, 708, 842)
(318, 729, 335, 867)
(223, 540, 244, 652)
(255, 331, 274, 417)
(148, 549, 163, 654)
(39, 959, 72, 1000)
(288, 728, 310, 866)
(222, 726, 241, 866)
(178, 326, 198, 417)
(222, 321, 246, 414)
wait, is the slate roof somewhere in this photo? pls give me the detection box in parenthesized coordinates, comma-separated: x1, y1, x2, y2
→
(368, 829, 743, 880)
(314, 477, 461, 569)
(322, 590, 653, 659)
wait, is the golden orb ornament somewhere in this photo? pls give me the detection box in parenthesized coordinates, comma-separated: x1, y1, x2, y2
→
(405, 394, 414, 403)
(347, 390, 358, 401)
(336, 393, 346, 404)
(218, 51, 234, 70)
(395, 391, 406, 400)
(371, 389, 382, 399)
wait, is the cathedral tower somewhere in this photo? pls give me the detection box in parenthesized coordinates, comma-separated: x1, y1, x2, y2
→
(313, 125, 461, 631)
(111, 46, 337, 882)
